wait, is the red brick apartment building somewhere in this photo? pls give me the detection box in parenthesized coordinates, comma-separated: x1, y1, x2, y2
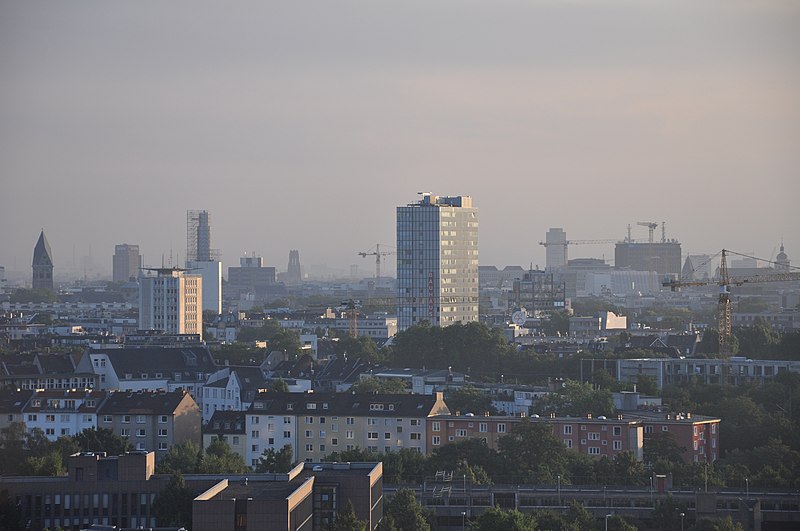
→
(427, 412, 720, 463)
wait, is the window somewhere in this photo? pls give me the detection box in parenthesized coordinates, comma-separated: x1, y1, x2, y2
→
(694, 441, 698, 451)
(385, 432, 391, 440)
(320, 444, 326, 452)
(563, 425, 572, 435)
(432, 421, 441, 432)
(693, 426, 698, 436)
(283, 431, 291, 438)
(284, 416, 292, 424)
(456, 429, 467, 437)
(305, 430, 313, 438)
(233, 436, 240, 445)
(319, 430, 326, 438)
(410, 432, 421, 440)
(589, 447, 600, 455)
(123, 415, 131, 424)
(158, 442, 168, 450)
(45, 428, 55, 435)
(346, 417, 355, 425)
(662, 426, 669, 432)
(581, 425, 587, 431)
(268, 438, 274, 445)
(410, 419, 420, 426)
(305, 444, 313, 452)
(252, 444, 259, 452)
(332, 438, 338, 446)
(136, 442, 145, 450)
(46, 414, 56, 422)
(136, 415, 146, 424)
(497, 423, 506, 433)
(136, 429, 146, 437)
(251, 416, 260, 424)
(60, 414, 70, 422)
(27, 414, 37, 422)
(121, 428, 130, 437)
(61, 428, 70, 435)
(479, 423, 487, 433)
(432, 436, 441, 446)
(346, 431, 354, 439)
(368, 432, 378, 440)
(613, 440, 622, 451)
(589, 433, 600, 441)
(564, 439, 573, 449)
(305, 417, 314, 424)
(613, 426, 621, 436)
(158, 429, 168, 437)
(645, 426, 653, 434)
(252, 430, 259, 438)
(368, 418, 377, 425)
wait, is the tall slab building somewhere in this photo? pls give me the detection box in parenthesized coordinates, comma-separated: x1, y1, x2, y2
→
(113, 243, 142, 282)
(139, 268, 203, 338)
(396, 193, 479, 331)
(186, 210, 222, 314)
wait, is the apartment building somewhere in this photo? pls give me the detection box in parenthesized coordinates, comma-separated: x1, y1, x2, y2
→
(138, 267, 203, 339)
(21, 389, 105, 440)
(427, 414, 644, 460)
(245, 392, 450, 467)
(638, 412, 720, 463)
(617, 357, 800, 389)
(203, 410, 247, 460)
(96, 389, 201, 454)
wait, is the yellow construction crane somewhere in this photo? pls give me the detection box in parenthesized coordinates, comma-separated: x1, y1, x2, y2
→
(663, 249, 800, 356)
(358, 243, 396, 279)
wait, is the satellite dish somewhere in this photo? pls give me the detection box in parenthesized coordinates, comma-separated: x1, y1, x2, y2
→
(512, 311, 527, 326)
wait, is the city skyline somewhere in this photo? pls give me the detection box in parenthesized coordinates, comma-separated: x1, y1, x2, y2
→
(1, 1, 798, 278)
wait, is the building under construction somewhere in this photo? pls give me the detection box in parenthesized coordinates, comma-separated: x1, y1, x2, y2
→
(615, 241, 682, 277)
(510, 269, 567, 314)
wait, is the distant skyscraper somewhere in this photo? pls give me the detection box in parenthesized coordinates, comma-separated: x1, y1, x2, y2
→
(396, 193, 478, 331)
(545, 228, 568, 271)
(186, 210, 222, 314)
(186, 210, 213, 262)
(286, 250, 302, 285)
(113, 243, 142, 282)
(139, 268, 202, 338)
(32, 230, 54, 291)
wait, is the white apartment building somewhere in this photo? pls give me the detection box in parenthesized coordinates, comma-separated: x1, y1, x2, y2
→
(186, 260, 222, 315)
(21, 390, 104, 440)
(397, 193, 479, 331)
(139, 268, 203, 339)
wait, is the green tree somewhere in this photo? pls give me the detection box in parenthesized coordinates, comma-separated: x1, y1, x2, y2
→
(446, 385, 494, 415)
(330, 500, 366, 531)
(350, 377, 409, 394)
(643, 432, 685, 465)
(73, 427, 132, 455)
(269, 329, 303, 355)
(152, 473, 193, 528)
(470, 506, 537, 531)
(498, 420, 568, 483)
(334, 335, 385, 363)
(24, 450, 65, 476)
(200, 438, 249, 473)
(236, 319, 283, 342)
(382, 488, 433, 531)
(255, 444, 294, 473)
(156, 440, 202, 474)
(10, 288, 59, 303)
(269, 378, 290, 393)
(534, 380, 614, 418)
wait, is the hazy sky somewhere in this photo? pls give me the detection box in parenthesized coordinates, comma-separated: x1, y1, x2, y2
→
(1, 0, 798, 279)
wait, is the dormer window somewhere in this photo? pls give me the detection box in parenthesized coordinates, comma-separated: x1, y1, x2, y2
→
(307, 403, 316, 410)
(141, 373, 148, 379)
(388, 404, 395, 411)
(369, 404, 384, 411)
(287, 403, 294, 411)
(323, 403, 329, 410)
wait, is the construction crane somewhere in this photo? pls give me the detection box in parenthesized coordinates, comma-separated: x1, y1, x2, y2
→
(663, 249, 800, 356)
(357, 244, 396, 279)
(637, 221, 661, 244)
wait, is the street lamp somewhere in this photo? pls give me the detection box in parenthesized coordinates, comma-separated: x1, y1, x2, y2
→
(745, 477, 749, 498)
(605, 513, 613, 531)
(680, 512, 685, 531)
(557, 475, 561, 506)
(461, 510, 466, 531)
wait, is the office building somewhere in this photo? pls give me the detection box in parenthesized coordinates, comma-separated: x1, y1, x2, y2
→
(510, 269, 567, 314)
(32, 230, 54, 291)
(396, 193, 478, 331)
(615, 241, 682, 277)
(139, 268, 203, 339)
(187, 259, 222, 314)
(112, 243, 142, 282)
(192, 462, 383, 531)
(227, 254, 277, 301)
(544, 228, 568, 270)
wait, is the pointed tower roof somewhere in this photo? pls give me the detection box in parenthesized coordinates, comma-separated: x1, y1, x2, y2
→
(32, 230, 53, 267)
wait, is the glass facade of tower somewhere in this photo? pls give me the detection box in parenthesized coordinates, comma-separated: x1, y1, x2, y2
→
(396, 195, 479, 331)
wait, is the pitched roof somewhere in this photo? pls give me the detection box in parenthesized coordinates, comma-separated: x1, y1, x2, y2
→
(98, 389, 194, 415)
(32, 230, 53, 267)
(249, 391, 444, 418)
(94, 347, 217, 380)
(205, 410, 246, 434)
(0, 389, 33, 413)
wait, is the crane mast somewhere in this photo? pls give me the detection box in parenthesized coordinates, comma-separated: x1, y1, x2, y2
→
(718, 250, 732, 357)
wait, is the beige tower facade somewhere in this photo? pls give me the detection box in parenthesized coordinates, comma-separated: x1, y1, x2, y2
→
(139, 268, 202, 338)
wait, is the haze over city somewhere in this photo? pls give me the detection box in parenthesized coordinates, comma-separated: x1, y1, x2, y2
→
(1, 1, 798, 279)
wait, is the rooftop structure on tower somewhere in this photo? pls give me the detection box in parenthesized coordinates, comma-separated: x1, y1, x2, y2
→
(32, 230, 54, 291)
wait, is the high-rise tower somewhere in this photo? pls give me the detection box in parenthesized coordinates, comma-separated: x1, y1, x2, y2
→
(113, 244, 142, 282)
(186, 210, 222, 314)
(139, 267, 203, 338)
(396, 193, 478, 331)
(286, 250, 302, 285)
(32, 230, 54, 291)
(545, 228, 568, 271)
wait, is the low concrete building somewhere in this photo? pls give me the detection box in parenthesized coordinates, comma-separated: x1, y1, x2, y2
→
(192, 461, 383, 531)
